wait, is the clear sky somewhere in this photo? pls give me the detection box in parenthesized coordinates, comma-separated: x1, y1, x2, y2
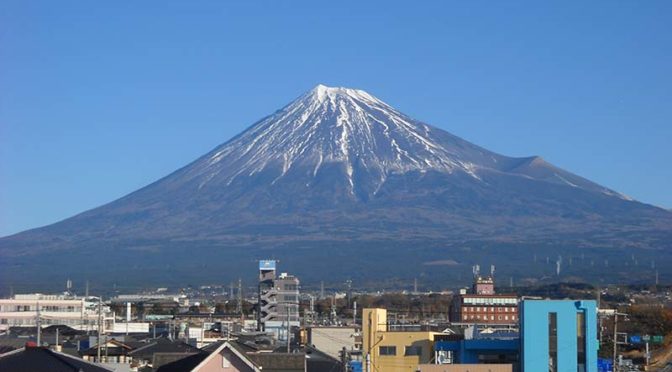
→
(1, 1, 671, 237)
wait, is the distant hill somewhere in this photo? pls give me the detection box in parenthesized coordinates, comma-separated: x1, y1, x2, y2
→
(1, 85, 670, 292)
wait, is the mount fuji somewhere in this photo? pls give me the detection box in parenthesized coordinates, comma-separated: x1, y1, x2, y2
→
(2, 85, 671, 289)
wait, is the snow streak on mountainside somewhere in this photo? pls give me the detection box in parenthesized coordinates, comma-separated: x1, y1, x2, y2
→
(178, 84, 624, 199)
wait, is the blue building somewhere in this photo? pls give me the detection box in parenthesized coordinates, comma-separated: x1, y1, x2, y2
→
(429, 299, 598, 372)
(520, 300, 597, 372)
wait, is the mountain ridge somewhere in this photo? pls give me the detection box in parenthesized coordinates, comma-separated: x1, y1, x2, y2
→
(1, 84, 671, 288)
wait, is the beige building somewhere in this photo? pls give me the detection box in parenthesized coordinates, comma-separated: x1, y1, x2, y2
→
(307, 326, 360, 360)
(0, 294, 114, 331)
(362, 308, 440, 372)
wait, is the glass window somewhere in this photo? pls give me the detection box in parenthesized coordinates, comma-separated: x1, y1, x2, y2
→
(379, 346, 396, 356)
(549, 312, 557, 372)
(405, 346, 422, 356)
(577, 312, 586, 372)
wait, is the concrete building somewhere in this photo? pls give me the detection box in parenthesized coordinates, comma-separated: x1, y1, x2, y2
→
(450, 276, 518, 324)
(432, 325, 519, 366)
(362, 308, 440, 372)
(257, 260, 300, 342)
(306, 326, 360, 360)
(371, 299, 599, 372)
(520, 300, 597, 372)
(0, 294, 114, 332)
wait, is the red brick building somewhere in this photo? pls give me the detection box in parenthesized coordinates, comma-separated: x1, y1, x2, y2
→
(449, 276, 519, 324)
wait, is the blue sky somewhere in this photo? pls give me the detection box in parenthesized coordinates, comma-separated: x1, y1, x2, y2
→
(1, 1, 671, 237)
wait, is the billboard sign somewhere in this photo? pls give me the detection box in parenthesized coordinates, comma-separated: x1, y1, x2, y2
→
(259, 260, 276, 270)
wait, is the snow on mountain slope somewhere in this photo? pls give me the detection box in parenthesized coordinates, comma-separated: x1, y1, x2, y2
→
(174, 84, 624, 200)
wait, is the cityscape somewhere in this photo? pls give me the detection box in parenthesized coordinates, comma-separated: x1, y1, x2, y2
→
(0, 260, 670, 371)
(2, 2, 672, 372)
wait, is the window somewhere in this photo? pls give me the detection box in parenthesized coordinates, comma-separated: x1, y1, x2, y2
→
(549, 312, 557, 372)
(577, 312, 586, 372)
(379, 346, 396, 356)
(404, 346, 422, 356)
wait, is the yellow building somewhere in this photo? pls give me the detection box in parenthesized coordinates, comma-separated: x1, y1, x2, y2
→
(362, 308, 439, 372)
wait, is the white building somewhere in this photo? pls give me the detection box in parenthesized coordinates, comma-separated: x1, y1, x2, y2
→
(0, 294, 114, 332)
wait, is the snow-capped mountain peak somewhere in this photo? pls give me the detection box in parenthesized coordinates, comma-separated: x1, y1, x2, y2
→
(197, 84, 487, 193)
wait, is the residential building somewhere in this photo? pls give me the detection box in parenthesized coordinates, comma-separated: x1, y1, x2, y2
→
(156, 340, 342, 372)
(362, 308, 440, 372)
(0, 342, 112, 372)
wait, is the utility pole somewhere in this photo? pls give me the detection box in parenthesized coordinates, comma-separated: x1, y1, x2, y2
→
(237, 278, 243, 315)
(413, 278, 418, 294)
(85, 281, 89, 298)
(613, 311, 627, 372)
(341, 346, 348, 372)
(36, 301, 41, 346)
(613, 312, 618, 372)
(286, 305, 291, 353)
(97, 297, 102, 362)
(320, 281, 325, 299)
(56, 327, 59, 349)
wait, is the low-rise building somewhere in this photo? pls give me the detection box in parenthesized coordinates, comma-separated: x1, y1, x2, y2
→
(0, 342, 112, 372)
(371, 299, 598, 372)
(362, 308, 440, 372)
(0, 294, 114, 332)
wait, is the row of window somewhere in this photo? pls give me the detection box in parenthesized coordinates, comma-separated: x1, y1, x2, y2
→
(0, 305, 81, 312)
(379, 345, 423, 356)
(0, 318, 91, 326)
(464, 306, 516, 313)
(463, 314, 516, 321)
(463, 297, 518, 305)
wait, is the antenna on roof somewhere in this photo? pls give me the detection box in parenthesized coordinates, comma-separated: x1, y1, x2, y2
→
(490, 265, 495, 278)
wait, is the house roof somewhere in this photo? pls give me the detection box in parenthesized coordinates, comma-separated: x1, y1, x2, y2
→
(80, 339, 134, 356)
(155, 352, 208, 372)
(0, 346, 113, 372)
(128, 337, 200, 359)
(304, 346, 343, 372)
